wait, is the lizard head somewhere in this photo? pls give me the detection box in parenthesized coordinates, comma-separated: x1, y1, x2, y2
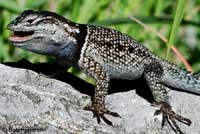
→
(7, 10, 80, 56)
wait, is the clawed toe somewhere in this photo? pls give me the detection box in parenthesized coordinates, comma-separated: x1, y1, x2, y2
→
(105, 109, 121, 118)
(154, 102, 192, 134)
(84, 105, 121, 126)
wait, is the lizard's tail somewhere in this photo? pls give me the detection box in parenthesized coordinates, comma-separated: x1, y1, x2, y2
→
(161, 62, 200, 95)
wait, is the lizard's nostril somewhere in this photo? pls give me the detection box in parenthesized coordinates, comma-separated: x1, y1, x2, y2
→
(7, 23, 15, 30)
(7, 23, 12, 30)
(7, 21, 17, 30)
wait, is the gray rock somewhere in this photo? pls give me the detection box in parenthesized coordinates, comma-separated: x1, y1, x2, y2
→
(0, 63, 199, 134)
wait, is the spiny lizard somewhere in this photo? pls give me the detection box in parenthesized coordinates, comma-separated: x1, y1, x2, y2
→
(7, 10, 200, 134)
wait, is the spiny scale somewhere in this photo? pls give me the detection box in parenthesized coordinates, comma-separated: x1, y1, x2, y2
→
(80, 25, 153, 79)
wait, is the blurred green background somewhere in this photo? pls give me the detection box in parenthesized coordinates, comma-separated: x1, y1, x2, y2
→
(0, 0, 199, 75)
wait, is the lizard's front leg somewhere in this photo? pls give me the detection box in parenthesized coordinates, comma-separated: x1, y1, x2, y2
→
(144, 61, 191, 134)
(79, 56, 121, 125)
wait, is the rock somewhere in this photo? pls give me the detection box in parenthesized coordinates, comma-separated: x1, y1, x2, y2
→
(0, 63, 199, 134)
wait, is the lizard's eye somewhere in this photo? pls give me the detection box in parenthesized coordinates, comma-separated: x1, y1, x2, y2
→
(27, 19, 34, 24)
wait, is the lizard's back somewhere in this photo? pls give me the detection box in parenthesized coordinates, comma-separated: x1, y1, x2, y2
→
(82, 25, 153, 80)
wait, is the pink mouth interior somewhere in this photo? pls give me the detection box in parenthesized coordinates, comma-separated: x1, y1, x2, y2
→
(9, 31, 33, 42)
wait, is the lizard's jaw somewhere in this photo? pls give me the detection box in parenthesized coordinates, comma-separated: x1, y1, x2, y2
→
(9, 31, 34, 43)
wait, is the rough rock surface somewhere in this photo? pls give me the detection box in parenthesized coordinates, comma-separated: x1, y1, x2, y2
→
(0, 63, 199, 134)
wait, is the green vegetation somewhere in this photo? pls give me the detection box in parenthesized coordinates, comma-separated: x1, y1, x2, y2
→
(166, 0, 186, 59)
(0, 0, 199, 73)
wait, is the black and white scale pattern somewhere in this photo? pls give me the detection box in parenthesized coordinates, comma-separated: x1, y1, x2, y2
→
(80, 25, 153, 80)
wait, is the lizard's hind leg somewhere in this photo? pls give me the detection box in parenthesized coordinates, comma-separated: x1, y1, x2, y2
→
(144, 61, 191, 134)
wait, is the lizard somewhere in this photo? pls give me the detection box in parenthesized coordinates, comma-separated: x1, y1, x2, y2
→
(7, 10, 200, 134)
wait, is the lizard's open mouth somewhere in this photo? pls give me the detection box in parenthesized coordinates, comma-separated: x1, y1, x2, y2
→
(9, 31, 34, 42)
